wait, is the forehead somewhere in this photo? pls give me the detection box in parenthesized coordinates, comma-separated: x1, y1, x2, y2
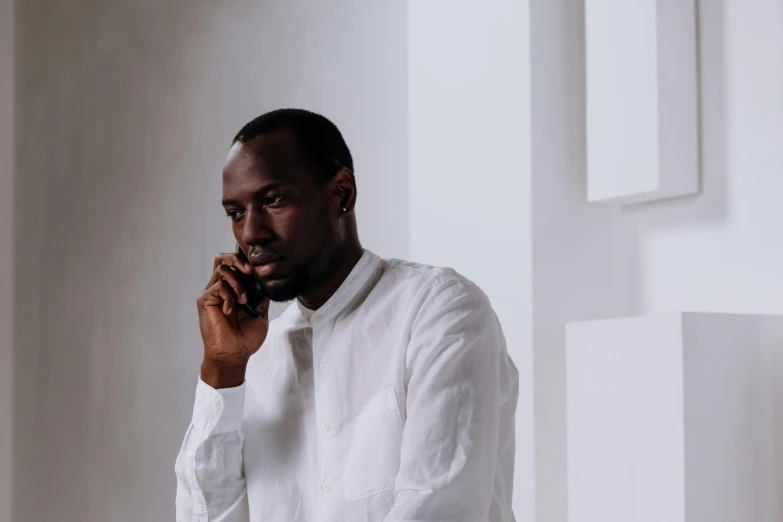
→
(222, 130, 314, 194)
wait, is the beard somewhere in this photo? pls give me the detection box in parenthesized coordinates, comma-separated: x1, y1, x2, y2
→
(259, 262, 314, 303)
(259, 225, 337, 303)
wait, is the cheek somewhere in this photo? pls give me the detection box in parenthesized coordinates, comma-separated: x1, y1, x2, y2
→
(275, 210, 334, 253)
(229, 222, 243, 244)
(309, 220, 338, 253)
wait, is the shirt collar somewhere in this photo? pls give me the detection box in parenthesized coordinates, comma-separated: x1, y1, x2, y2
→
(284, 249, 382, 325)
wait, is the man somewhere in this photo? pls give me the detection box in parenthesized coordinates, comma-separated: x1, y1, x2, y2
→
(175, 109, 519, 522)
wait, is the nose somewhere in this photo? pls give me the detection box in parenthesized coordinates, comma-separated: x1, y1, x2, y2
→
(240, 207, 274, 246)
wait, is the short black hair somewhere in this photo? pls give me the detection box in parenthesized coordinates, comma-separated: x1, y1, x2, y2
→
(232, 108, 353, 182)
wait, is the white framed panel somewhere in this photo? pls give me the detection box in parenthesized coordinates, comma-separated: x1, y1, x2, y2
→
(585, 0, 699, 204)
(567, 313, 783, 522)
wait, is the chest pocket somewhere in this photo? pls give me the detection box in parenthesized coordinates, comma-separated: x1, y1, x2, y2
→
(343, 387, 404, 501)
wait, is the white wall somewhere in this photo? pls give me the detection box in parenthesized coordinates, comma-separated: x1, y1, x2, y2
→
(408, 2, 534, 521)
(567, 313, 783, 522)
(533, 1, 783, 521)
(12, 2, 407, 520)
(629, 0, 783, 315)
(529, 1, 627, 520)
(0, 0, 14, 520)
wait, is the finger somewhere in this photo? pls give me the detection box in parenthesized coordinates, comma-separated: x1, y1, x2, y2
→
(217, 281, 237, 315)
(233, 247, 255, 274)
(214, 265, 248, 304)
(205, 254, 252, 290)
(212, 252, 253, 274)
(236, 296, 269, 321)
(202, 280, 237, 315)
(236, 297, 271, 333)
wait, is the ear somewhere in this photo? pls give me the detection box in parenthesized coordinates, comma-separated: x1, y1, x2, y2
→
(332, 167, 357, 216)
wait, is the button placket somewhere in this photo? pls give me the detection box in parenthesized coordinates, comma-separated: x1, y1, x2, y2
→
(312, 321, 341, 497)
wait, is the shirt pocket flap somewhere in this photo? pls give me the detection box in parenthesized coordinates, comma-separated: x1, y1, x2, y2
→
(343, 387, 403, 502)
(356, 387, 399, 423)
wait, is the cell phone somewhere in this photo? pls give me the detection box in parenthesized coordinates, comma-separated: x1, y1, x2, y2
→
(235, 245, 265, 318)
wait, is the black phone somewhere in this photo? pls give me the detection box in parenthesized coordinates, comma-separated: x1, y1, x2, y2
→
(235, 245, 265, 318)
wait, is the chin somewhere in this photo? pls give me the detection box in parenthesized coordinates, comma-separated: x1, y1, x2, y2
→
(261, 279, 303, 303)
(259, 262, 314, 303)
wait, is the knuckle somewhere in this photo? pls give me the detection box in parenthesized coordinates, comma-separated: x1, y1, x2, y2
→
(221, 281, 234, 299)
(217, 265, 236, 279)
(223, 270, 240, 286)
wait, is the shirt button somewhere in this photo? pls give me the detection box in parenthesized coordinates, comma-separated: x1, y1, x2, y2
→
(322, 483, 331, 493)
(323, 421, 331, 432)
(318, 359, 327, 369)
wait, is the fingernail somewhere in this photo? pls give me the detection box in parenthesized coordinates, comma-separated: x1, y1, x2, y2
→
(227, 307, 232, 314)
(240, 293, 247, 304)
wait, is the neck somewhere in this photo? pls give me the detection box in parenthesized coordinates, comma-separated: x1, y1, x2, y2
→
(298, 239, 364, 310)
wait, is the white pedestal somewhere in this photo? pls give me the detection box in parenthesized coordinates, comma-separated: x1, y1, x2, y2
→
(566, 313, 783, 522)
(585, 0, 699, 204)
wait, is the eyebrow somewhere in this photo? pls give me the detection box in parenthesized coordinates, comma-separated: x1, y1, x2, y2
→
(221, 183, 287, 207)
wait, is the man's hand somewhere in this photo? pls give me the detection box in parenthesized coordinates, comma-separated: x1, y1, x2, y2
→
(197, 252, 270, 388)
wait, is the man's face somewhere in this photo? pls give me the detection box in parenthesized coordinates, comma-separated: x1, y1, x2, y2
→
(221, 130, 338, 302)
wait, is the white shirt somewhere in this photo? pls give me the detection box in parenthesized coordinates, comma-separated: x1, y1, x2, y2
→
(175, 250, 519, 522)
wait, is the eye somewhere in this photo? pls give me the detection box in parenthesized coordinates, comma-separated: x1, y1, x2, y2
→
(265, 195, 285, 207)
(225, 210, 244, 222)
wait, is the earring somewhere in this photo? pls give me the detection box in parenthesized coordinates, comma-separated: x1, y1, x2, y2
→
(342, 207, 347, 213)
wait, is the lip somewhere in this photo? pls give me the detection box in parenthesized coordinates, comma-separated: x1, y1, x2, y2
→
(248, 251, 282, 265)
(253, 261, 282, 278)
(249, 252, 284, 277)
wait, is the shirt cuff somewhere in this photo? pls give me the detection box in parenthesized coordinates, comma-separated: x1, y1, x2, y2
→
(192, 376, 246, 436)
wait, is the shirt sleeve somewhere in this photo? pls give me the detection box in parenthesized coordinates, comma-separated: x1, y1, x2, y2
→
(175, 376, 249, 522)
(384, 277, 517, 522)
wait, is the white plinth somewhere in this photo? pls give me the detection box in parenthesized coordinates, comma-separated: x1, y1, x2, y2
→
(566, 313, 783, 522)
(585, 0, 699, 204)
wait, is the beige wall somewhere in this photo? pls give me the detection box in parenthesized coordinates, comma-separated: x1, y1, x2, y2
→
(0, 0, 13, 520)
(13, 1, 407, 520)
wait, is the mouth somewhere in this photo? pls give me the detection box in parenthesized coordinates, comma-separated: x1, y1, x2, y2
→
(253, 260, 283, 278)
(249, 252, 285, 278)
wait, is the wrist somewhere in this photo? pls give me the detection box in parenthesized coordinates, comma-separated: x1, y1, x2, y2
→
(200, 358, 247, 389)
